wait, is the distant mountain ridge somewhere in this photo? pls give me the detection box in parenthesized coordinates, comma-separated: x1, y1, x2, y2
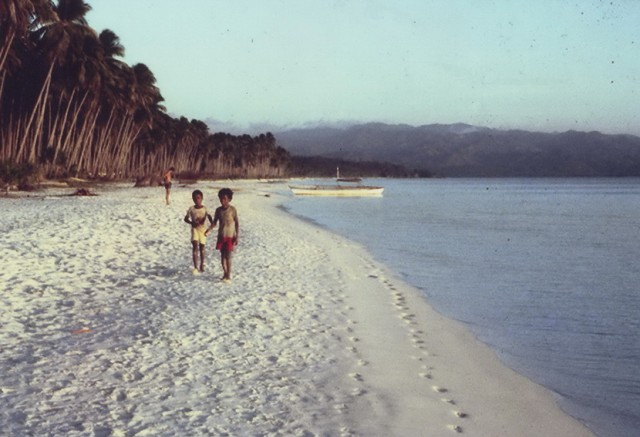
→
(275, 123, 640, 177)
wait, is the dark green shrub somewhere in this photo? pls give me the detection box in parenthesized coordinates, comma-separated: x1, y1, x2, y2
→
(0, 161, 37, 191)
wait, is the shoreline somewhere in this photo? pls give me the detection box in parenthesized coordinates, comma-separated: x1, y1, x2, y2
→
(265, 184, 594, 436)
(0, 180, 595, 435)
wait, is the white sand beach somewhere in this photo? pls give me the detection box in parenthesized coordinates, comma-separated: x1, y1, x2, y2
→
(0, 180, 594, 436)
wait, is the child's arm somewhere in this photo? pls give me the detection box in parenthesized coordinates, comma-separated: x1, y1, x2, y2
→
(233, 212, 239, 244)
(184, 211, 202, 227)
(204, 213, 215, 235)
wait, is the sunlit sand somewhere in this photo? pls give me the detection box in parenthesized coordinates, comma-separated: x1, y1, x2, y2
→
(0, 180, 594, 436)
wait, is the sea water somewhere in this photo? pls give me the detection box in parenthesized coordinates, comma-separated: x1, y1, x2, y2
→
(282, 178, 640, 437)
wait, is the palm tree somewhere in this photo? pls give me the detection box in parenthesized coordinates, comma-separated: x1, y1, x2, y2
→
(0, 0, 55, 162)
(86, 29, 128, 177)
(14, 0, 96, 167)
(105, 62, 165, 177)
(0, 0, 54, 71)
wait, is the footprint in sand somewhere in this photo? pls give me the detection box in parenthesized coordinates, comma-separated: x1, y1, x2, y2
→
(393, 293, 409, 310)
(351, 387, 366, 396)
(394, 302, 407, 310)
(111, 389, 127, 402)
(432, 386, 448, 393)
(339, 426, 355, 436)
(448, 424, 463, 433)
(400, 313, 416, 325)
(393, 293, 406, 302)
(334, 403, 348, 414)
(349, 372, 363, 382)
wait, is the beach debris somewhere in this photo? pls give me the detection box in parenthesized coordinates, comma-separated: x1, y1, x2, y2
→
(70, 188, 97, 196)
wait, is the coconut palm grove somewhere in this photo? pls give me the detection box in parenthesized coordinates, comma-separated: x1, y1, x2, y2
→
(0, 0, 290, 186)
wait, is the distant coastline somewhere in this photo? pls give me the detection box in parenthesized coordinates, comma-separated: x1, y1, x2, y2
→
(276, 122, 640, 178)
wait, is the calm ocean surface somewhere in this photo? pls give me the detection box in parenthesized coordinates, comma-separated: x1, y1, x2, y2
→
(282, 178, 640, 437)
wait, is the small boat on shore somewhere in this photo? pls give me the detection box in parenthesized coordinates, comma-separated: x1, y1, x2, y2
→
(289, 184, 384, 197)
(290, 167, 383, 197)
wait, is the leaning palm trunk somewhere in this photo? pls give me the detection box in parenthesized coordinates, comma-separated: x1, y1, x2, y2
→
(70, 100, 101, 175)
(106, 115, 131, 176)
(122, 125, 145, 177)
(114, 119, 136, 175)
(110, 117, 142, 178)
(56, 90, 92, 169)
(48, 88, 82, 171)
(0, 69, 10, 161)
(15, 62, 54, 163)
(0, 31, 15, 72)
(90, 106, 118, 177)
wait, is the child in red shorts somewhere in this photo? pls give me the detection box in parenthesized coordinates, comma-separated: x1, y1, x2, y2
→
(205, 188, 239, 281)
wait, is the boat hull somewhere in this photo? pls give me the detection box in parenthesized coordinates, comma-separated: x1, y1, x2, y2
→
(289, 185, 384, 197)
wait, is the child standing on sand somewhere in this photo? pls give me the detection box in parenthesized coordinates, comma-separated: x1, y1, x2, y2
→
(184, 189, 213, 275)
(206, 188, 239, 282)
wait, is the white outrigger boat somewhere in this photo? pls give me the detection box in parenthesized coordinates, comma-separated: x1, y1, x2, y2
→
(290, 167, 383, 196)
(289, 184, 384, 197)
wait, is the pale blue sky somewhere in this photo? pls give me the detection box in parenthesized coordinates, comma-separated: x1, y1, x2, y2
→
(88, 1, 639, 134)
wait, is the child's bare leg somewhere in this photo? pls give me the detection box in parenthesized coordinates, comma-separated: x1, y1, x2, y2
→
(191, 241, 199, 269)
(221, 251, 231, 279)
(226, 252, 232, 279)
(199, 244, 205, 272)
(220, 252, 226, 279)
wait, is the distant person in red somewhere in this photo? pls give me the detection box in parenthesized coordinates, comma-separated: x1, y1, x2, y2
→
(163, 167, 175, 205)
(206, 188, 239, 282)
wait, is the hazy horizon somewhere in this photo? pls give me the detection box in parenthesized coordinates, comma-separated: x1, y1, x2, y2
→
(199, 117, 640, 137)
(88, 1, 640, 136)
